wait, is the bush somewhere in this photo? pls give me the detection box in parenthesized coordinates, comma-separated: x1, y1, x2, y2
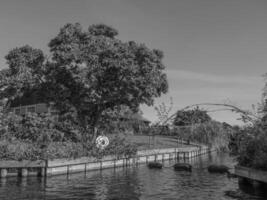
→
(0, 112, 137, 161)
(0, 112, 81, 144)
(235, 124, 267, 170)
(90, 135, 137, 159)
(173, 121, 232, 151)
(0, 139, 42, 160)
(0, 136, 137, 161)
(44, 142, 88, 160)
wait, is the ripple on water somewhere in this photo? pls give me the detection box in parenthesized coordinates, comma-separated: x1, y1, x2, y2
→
(0, 153, 266, 200)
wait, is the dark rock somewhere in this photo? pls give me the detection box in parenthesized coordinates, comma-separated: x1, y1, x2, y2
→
(225, 190, 253, 200)
(208, 165, 229, 174)
(173, 163, 192, 172)
(147, 162, 163, 169)
(224, 190, 242, 199)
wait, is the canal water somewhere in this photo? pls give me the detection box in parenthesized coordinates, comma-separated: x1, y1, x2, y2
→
(0, 152, 266, 200)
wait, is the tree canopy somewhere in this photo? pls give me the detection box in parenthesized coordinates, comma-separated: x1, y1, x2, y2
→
(0, 45, 46, 105)
(173, 107, 211, 126)
(0, 23, 168, 140)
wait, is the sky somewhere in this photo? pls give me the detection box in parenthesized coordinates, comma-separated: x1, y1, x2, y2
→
(1, 0, 267, 125)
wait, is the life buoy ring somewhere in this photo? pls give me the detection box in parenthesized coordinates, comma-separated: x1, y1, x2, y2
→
(96, 136, 109, 149)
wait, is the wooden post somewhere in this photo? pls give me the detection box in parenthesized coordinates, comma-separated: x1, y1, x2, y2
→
(0, 169, 7, 178)
(67, 166, 70, 176)
(0, 177, 6, 185)
(44, 160, 48, 177)
(37, 168, 46, 177)
(19, 168, 28, 177)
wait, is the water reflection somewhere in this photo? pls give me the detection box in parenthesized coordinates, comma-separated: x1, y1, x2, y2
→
(0, 152, 266, 200)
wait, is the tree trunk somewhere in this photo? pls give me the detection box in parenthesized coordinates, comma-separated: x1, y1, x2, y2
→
(92, 127, 98, 143)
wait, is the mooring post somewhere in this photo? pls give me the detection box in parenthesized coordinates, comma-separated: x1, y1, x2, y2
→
(44, 160, 48, 177)
(0, 169, 8, 178)
(19, 168, 28, 177)
(37, 168, 46, 177)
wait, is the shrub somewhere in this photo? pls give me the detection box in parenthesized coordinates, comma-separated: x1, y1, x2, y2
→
(235, 123, 267, 170)
(0, 139, 42, 161)
(0, 112, 81, 144)
(90, 135, 137, 159)
(173, 121, 232, 151)
(0, 111, 137, 161)
(43, 142, 88, 160)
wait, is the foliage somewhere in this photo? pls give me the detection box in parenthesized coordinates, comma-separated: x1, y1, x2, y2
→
(44, 142, 88, 160)
(46, 23, 168, 139)
(0, 22, 166, 160)
(0, 112, 82, 145)
(173, 121, 233, 151)
(90, 135, 137, 159)
(1, 23, 168, 141)
(225, 76, 267, 170)
(0, 45, 46, 103)
(149, 125, 171, 135)
(88, 24, 118, 38)
(173, 107, 211, 126)
(0, 109, 137, 161)
(230, 123, 267, 170)
(0, 136, 137, 161)
(0, 139, 89, 161)
(98, 105, 137, 134)
(0, 139, 42, 161)
(154, 97, 173, 125)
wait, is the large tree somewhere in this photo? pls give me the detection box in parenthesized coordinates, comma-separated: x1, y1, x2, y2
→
(0, 24, 168, 141)
(38, 23, 167, 140)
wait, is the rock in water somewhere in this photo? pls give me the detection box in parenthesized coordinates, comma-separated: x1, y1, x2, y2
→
(147, 162, 163, 169)
(224, 190, 247, 199)
(173, 163, 192, 172)
(208, 165, 229, 173)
